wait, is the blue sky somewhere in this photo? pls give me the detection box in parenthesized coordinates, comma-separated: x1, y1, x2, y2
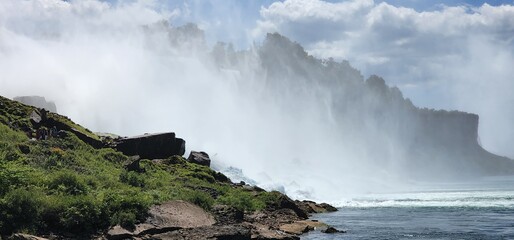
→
(103, 0, 514, 48)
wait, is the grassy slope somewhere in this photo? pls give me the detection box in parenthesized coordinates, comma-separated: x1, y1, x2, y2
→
(0, 96, 279, 236)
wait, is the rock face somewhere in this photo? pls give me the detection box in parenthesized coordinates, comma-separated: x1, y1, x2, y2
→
(187, 151, 211, 167)
(13, 96, 57, 113)
(114, 132, 185, 159)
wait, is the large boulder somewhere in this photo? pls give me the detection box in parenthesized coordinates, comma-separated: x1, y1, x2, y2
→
(187, 151, 211, 167)
(14, 96, 57, 113)
(114, 132, 185, 159)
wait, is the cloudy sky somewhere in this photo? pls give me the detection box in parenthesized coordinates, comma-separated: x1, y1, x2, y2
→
(1, 0, 513, 159)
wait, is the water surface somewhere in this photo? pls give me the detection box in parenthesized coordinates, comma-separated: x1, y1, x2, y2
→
(303, 176, 514, 239)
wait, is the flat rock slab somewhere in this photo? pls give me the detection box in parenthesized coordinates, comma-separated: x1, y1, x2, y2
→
(8, 234, 48, 240)
(249, 223, 299, 240)
(146, 200, 216, 229)
(296, 220, 327, 229)
(151, 224, 251, 240)
(107, 200, 216, 239)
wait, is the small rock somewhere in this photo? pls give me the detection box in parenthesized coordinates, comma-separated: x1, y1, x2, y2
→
(124, 156, 144, 173)
(187, 151, 211, 167)
(29, 110, 42, 125)
(322, 226, 345, 234)
(17, 144, 30, 154)
(106, 225, 133, 240)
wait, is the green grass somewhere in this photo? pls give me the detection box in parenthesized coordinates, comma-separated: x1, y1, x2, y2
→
(0, 96, 281, 237)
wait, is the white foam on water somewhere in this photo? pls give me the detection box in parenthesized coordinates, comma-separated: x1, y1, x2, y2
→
(332, 190, 514, 208)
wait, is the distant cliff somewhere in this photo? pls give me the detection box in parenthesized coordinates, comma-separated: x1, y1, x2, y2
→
(13, 96, 57, 113)
(211, 32, 514, 179)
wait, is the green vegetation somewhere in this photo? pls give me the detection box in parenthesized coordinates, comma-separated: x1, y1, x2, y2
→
(0, 96, 278, 236)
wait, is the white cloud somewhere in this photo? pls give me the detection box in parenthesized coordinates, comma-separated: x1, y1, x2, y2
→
(255, 0, 514, 158)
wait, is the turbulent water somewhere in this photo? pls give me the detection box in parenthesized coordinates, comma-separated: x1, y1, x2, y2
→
(304, 176, 514, 239)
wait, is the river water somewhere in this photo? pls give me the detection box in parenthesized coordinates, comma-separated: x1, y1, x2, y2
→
(303, 176, 514, 239)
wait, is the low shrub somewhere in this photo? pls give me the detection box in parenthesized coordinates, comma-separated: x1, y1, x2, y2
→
(182, 190, 214, 211)
(217, 190, 262, 212)
(48, 171, 89, 195)
(0, 188, 44, 234)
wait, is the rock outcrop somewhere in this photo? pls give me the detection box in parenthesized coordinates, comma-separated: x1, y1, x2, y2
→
(295, 200, 338, 214)
(266, 194, 308, 219)
(113, 132, 185, 159)
(13, 96, 57, 113)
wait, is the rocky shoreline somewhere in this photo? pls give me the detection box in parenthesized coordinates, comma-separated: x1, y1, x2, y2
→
(6, 184, 341, 240)
(7, 197, 341, 240)
(104, 195, 341, 240)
